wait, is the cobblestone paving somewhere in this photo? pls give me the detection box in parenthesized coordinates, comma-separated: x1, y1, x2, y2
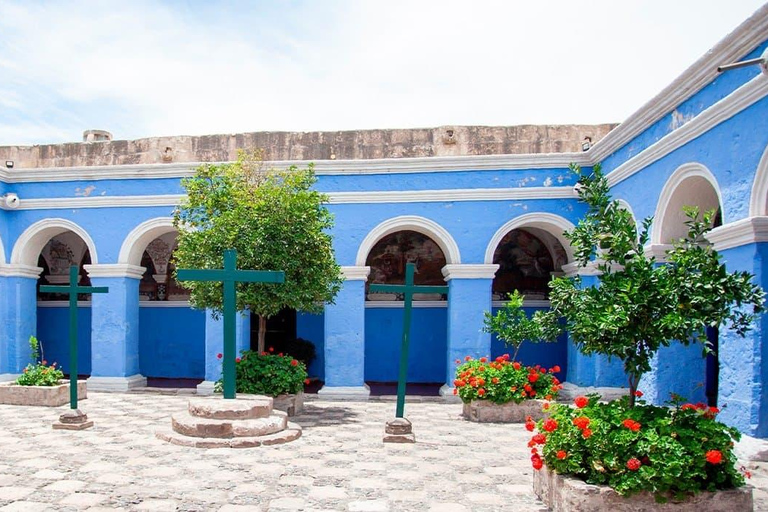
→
(0, 392, 765, 511)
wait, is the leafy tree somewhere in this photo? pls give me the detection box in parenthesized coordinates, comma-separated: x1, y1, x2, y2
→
(482, 290, 561, 361)
(548, 163, 764, 406)
(173, 151, 343, 353)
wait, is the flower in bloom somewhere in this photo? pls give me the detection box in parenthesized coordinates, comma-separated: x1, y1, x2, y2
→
(532, 433, 546, 445)
(477, 388, 486, 397)
(291, 359, 299, 366)
(528, 373, 539, 383)
(512, 362, 521, 370)
(217, 353, 223, 359)
(574, 396, 589, 408)
(453, 388, 458, 395)
(525, 420, 535, 432)
(527, 439, 537, 448)
(477, 366, 486, 373)
(543, 419, 558, 432)
(705, 450, 723, 464)
(491, 377, 499, 384)
(704, 407, 720, 419)
(42, 360, 47, 366)
(556, 450, 567, 460)
(573, 417, 590, 430)
(235, 357, 241, 363)
(479, 357, 487, 363)
(268, 347, 274, 352)
(304, 378, 310, 385)
(582, 428, 593, 439)
(634, 390, 643, 397)
(622, 419, 641, 432)
(454, 379, 465, 387)
(531, 454, 543, 470)
(681, 403, 697, 411)
(626, 458, 641, 471)
(552, 365, 561, 373)
(455, 359, 461, 364)
(465, 355, 472, 361)
(545, 394, 552, 401)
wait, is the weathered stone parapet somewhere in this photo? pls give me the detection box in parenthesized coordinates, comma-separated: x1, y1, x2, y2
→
(462, 399, 548, 423)
(533, 466, 753, 512)
(0, 124, 616, 169)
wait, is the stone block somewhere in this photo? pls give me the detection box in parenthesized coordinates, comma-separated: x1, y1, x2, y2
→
(188, 396, 272, 420)
(462, 399, 547, 423)
(272, 392, 303, 417)
(532, 466, 753, 511)
(171, 411, 287, 438)
(0, 380, 86, 407)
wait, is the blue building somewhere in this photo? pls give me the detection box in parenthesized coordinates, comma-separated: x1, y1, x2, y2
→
(0, 6, 766, 437)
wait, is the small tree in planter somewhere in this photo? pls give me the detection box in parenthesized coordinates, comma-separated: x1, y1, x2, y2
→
(529, 164, 764, 505)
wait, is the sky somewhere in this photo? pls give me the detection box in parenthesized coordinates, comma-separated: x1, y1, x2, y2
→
(0, 0, 766, 146)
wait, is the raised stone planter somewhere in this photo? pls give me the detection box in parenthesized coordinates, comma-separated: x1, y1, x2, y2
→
(462, 399, 548, 422)
(533, 466, 753, 511)
(272, 391, 304, 417)
(0, 380, 87, 407)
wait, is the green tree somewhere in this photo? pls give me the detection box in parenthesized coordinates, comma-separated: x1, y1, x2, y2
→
(173, 150, 343, 353)
(548, 163, 764, 406)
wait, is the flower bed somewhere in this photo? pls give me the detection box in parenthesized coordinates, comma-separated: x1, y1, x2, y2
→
(528, 395, 752, 505)
(455, 355, 562, 423)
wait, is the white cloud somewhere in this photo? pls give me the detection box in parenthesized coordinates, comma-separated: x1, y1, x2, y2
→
(0, 0, 765, 145)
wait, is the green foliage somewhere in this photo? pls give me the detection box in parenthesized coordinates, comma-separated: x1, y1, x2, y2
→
(173, 150, 343, 352)
(454, 354, 563, 404)
(15, 336, 64, 386)
(548, 164, 765, 402)
(214, 351, 307, 396)
(267, 337, 317, 367)
(530, 396, 746, 499)
(482, 290, 561, 361)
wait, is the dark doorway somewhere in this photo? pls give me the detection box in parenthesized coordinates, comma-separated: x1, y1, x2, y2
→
(705, 327, 719, 407)
(251, 308, 297, 351)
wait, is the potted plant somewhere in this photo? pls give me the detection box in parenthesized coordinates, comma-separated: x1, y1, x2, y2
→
(529, 164, 763, 510)
(456, 290, 563, 422)
(214, 350, 309, 416)
(0, 336, 86, 407)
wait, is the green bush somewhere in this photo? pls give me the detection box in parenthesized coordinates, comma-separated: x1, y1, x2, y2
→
(268, 337, 317, 367)
(15, 336, 64, 387)
(453, 354, 562, 403)
(215, 350, 308, 397)
(529, 394, 747, 501)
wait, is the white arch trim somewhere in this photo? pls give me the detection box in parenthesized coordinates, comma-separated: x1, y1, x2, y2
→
(651, 162, 723, 244)
(355, 215, 461, 266)
(11, 218, 98, 266)
(484, 213, 576, 264)
(749, 144, 768, 217)
(118, 217, 177, 266)
(0, 235, 6, 265)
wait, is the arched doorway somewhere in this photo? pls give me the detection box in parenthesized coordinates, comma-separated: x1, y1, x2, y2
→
(364, 229, 448, 393)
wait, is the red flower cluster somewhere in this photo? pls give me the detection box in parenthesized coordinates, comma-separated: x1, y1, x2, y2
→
(622, 419, 641, 432)
(525, 415, 536, 432)
(680, 402, 720, 419)
(705, 449, 723, 464)
(574, 396, 589, 408)
(543, 418, 558, 432)
(290, 359, 299, 367)
(572, 416, 590, 430)
(454, 355, 562, 403)
(556, 450, 567, 460)
(531, 452, 543, 470)
(626, 458, 641, 471)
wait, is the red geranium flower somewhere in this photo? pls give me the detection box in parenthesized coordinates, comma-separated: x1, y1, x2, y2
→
(291, 359, 299, 366)
(543, 419, 558, 432)
(634, 390, 643, 397)
(582, 428, 593, 439)
(491, 377, 499, 384)
(512, 362, 521, 370)
(622, 419, 641, 432)
(465, 355, 472, 361)
(574, 396, 589, 408)
(477, 388, 486, 397)
(573, 417, 590, 430)
(531, 454, 543, 470)
(216, 353, 223, 359)
(532, 433, 546, 445)
(453, 388, 458, 395)
(268, 347, 274, 352)
(681, 403, 697, 411)
(552, 365, 561, 373)
(626, 458, 641, 471)
(304, 378, 310, 385)
(705, 450, 723, 464)
(525, 421, 535, 432)
(556, 450, 567, 460)
(528, 373, 539, 383)
(480, 357, 487, 363)
(235, 357, 241, 363)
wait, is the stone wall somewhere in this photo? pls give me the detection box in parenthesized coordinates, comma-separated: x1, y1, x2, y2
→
(0, 124, 616, 169)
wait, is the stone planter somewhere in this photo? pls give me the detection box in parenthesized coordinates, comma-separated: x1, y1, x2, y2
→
(462, 399, 548, 422)
(0, 380, 87, 407)
(533, 466, 753, 512)
(272, 391, 304, 417)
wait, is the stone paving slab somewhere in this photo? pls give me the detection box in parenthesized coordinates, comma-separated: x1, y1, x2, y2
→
(0, 392, 763, 511)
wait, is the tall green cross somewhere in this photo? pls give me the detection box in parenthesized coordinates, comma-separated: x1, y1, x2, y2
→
(369, 262, 449, 418)
(39, 265, 108, 410)
(177, 249, 284, 399)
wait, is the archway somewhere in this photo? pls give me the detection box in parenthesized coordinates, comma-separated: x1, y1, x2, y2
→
(362, 223, 453, 394)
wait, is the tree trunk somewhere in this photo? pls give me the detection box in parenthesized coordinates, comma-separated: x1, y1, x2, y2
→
(258, 315, 267, 354)
(628, 374, 640, 408)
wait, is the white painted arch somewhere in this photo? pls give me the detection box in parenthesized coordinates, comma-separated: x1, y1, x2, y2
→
(749, 144, 768, 217)
(484, 212, 576, 264)
(0, 235, 6, 265)
(118, 217, 177, 266)
(356, 215, 461, 266)
(652, 162, 723, 245)
(11, 218, 98, 266)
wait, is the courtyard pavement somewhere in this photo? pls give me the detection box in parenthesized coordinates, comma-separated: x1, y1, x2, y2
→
(0, 392, 766, 511)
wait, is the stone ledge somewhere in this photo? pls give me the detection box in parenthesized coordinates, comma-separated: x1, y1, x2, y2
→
(462, 399, 548, 423)
(87, 374, 146, 392)
(533, 466, 753, 511)
(156, 422, 302, 448)
(0, 380, 86, 407)
(559, 382, 628, 401)
(171, 410, 287, 439)
(188, 396, 272, 420)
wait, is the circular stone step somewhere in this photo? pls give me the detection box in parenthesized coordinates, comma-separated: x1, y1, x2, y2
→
(156, 422, 302, 448)
(188, 396, 273, 420)
(171, 410, 288, 438)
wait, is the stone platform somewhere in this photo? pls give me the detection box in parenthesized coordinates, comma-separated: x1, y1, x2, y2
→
(156, 395, 302, 448)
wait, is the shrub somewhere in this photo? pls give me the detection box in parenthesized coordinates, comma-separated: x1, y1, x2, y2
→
(15, 336, 64, 387)
(215, 350, 308, 397)
(454, 354, 562, 403)
(529, 394, 747, 501)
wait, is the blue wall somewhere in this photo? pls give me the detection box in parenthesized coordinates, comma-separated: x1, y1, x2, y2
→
(364, 307, 447, 383)
(297, 311, 324, 379)
(139, 306, 205, 378)
(37, 306, 92, 375)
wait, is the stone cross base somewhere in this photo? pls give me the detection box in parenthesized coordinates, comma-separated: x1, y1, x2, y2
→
(53, 409, 94, 430)
(156, 395, 302, 448)
(383, 417, 415, 443)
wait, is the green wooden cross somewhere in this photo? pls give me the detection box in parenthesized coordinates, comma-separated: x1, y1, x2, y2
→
(369, 262, 449, 418)
(177, 249, 285, 399)
(39, 265, 108, 410)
